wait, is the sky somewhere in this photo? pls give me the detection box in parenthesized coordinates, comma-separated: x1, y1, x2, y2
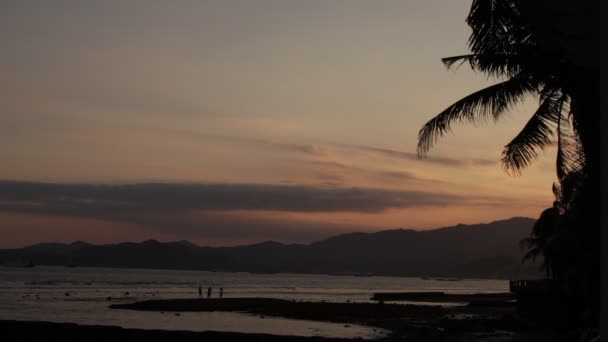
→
(0, 0, 558, 248)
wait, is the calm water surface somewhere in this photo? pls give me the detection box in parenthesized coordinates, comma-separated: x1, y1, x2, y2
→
(0, 266, 508, 338)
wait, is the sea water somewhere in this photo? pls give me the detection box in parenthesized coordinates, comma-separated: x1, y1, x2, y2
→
(0, 266, 508, 338)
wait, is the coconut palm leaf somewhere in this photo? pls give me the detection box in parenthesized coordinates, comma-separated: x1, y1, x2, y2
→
(466, 0, 522, 54)
(417, 74, 535, 155)
(520, 206, 559, 275)
(556, 112, 585, 181)
(501, 90, 564, 173)
(520, 240, 541, 262)
(557, 170, 584, 213)
(441, 53, 522, 77)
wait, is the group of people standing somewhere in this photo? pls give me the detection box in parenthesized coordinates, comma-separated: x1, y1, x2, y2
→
(198, 285, 223, 299)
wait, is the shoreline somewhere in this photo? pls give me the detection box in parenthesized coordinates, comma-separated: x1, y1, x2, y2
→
(0, 264, 515, 281)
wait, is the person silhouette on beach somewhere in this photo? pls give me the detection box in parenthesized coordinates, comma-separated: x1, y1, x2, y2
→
(198, 285, 202, 298)
(207, 287, 212, 299)
(220, 287, 223, 298)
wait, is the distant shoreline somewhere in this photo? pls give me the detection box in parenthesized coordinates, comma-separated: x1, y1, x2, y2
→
(0, 264, 515, 281)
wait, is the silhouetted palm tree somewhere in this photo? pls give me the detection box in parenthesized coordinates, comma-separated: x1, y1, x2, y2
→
(417, 0, 595, 180)
(417, 0, 597, 331)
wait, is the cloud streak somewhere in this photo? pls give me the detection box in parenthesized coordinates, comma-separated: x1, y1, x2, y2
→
(307, 160, 440, 187)
(177, 131, 328, 157)
(186, 131, 494, 168)
(0, 181, 462, 218)
(340, 144, 496, 168)
(0, 181, 535, 246)
(190, 132, 495, 168)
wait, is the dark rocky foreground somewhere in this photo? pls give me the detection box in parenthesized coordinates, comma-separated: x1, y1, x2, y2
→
(110, 297, 442, 331)
(370, 291, 514, 304)
(0, 318, 561, 342)
(110, 298, 563, 341)
(0, 320, 351, 342)
(0, 296, 569, 341)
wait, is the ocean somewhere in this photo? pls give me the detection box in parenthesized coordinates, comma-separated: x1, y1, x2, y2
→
(0, 266, 508, 338)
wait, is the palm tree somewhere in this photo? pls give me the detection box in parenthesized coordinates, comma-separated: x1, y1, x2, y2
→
(416, 0, 595, 293)
(416, 0, 597, 330)
(417, 0, 596, 181)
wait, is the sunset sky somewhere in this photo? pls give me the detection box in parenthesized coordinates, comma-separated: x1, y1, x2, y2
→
(1, 0, 557, 247)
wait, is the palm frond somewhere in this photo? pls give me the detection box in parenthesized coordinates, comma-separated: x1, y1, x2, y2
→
(520, 205, 559, 270)
(551, 182, 563, 210)
(417, 74, 535, 156)
(441, 54, 478, 70)
(466, 0, 522, 55)
(556, 109, 585, 181)
(519, 236, 536, 249)
(441, 53, 522, 77)
(501, 90, 563, 173)
(521, 245, 541, 263)
(557, 170, 584, 212)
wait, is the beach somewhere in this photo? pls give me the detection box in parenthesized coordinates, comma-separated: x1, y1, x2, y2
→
(0, 266, 560, 341)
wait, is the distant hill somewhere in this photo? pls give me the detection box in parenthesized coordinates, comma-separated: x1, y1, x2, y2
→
(0, 217, 541, 279)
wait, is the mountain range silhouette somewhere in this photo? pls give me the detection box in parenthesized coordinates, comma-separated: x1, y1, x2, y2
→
(0, 217, 540, 279)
